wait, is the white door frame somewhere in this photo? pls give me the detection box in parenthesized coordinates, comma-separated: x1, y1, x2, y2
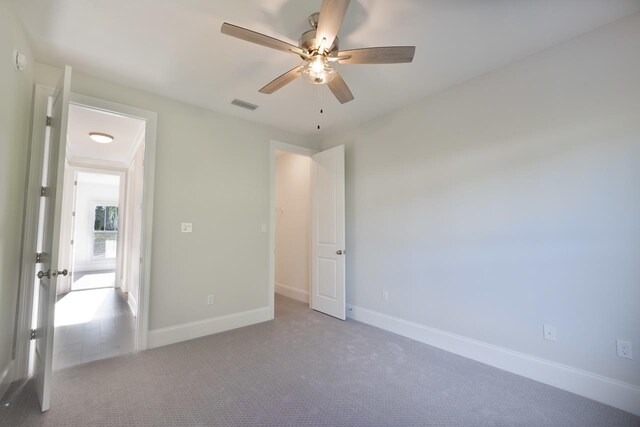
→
(268, 140, 317, 318)
(55, 165, 126, 295)
(67, 166, 126, 290)
(14, 88, 158, 381)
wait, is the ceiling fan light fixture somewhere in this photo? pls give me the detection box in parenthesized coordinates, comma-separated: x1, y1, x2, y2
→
(301, 55, 336, 85)
(220, 0, 416, 104)
(89, 132, 114, 144)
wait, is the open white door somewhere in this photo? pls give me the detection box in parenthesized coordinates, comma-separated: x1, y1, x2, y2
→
(34, 66, 71, 412)
(311, 145, 346, 320)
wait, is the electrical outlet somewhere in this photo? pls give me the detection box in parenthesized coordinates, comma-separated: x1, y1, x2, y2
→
(207, 295, 215, 305)
(543, 324, 557, 341)
(617, 339, 632, 359)
(181, 223, 193, 233)
(382, 290, 389, 302)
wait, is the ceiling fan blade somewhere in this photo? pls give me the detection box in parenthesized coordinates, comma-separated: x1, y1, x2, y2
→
(259, 66, 302, 94)
(221, 23, 307, 57)
(316, 0, 351, 51)
(337, 46, 416, 64)
(328, 72, 354, 104)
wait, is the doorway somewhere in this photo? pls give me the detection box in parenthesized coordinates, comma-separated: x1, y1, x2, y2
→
(69, 171, 122, 292)
(274, 148, 313, 310)
(50, 104, 145, 370)
(268, 141, 346, 320)
(14, 68, 157, 411)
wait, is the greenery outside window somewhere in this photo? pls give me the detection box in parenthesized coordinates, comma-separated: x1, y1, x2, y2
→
(93, 205, 118, 258)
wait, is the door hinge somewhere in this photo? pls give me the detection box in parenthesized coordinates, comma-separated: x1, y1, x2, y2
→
(30, 329, 39, 340)
(40, 186, 49, 197)
(70, 239, 74, 245)
(72, 211, 76, 217)
(45, 116, 52, 127)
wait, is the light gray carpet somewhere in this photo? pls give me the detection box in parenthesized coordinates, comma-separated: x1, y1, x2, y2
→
(1, 295, 638, 426)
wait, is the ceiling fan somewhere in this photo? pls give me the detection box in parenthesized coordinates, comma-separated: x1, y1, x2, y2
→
(221, 0, 416, 104)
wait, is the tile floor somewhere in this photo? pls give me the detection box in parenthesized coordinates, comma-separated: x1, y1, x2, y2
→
(53, 286, 135, 371)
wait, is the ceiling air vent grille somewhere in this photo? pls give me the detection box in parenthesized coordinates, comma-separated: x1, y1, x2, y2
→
(231, 99, 258, 111)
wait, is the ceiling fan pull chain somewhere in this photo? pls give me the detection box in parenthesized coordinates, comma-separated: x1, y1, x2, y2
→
(317, 85, 324, 130)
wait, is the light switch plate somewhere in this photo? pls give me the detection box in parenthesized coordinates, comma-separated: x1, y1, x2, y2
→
(181, 223, 193, 233)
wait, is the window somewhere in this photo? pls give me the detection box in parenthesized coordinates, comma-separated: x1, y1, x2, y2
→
(93, 205, 118, 258)
(94, 205, 118, 231)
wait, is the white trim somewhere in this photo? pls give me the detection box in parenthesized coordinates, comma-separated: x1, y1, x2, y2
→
(127, 292, 137, 318)
(268, 140, 317, 319)
(148, 307, 271, 349)
(275, 282, 309, 303)
(67, 157, 129, 171)
(124, 123, 146, 167)
(63, 166, 125, 287)
(0, 360, 14, 401)
(68, 163, 128, 175)
(347, 304, 640, 417)
(137, 110, 156, 352)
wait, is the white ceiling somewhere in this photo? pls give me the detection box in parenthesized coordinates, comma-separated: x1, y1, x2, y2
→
(12, 0, 640, 136)
(67, 104, 145, 166)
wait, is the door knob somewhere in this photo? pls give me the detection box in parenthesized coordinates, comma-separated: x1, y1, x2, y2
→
(336, 250, 345, 255)
(51, 269, 69, 278)
(37, 270, 50, 279)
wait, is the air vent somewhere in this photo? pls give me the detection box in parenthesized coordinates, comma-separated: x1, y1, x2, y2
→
(231, 99, 258, 111)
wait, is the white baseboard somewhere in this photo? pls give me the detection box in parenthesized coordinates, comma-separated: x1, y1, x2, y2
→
(148, 306, 271, 349)
(275, 282, 309, 303)
(347, 304, 640, 416)
(0, 360, 14, 401)
(127, 293, 137, 317)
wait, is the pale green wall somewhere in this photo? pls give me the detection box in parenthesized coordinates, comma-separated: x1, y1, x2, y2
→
(35, 63, 319, 331)
(0, 3, 34, 383)
(321, 13, 640, 386)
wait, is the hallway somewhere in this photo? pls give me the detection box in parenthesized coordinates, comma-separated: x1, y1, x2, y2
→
(53, 288, 135, 370)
